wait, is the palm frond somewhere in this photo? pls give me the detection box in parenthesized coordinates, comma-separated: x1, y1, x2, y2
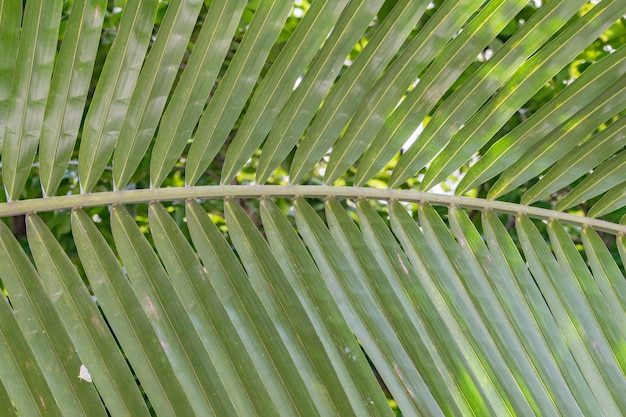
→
(0, 0, 624, 415)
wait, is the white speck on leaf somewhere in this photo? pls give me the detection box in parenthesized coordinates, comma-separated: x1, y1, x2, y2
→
(146, 296, 160, 319)
(397, 253, 408, 275)
(78, 364, 92, 382)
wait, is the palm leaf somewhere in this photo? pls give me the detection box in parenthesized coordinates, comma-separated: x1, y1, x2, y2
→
(0, 1, 624, 416)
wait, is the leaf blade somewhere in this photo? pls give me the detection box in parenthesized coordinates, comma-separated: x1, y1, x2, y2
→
(2, 0, 63, 200)
(262, 0, 387, 184)
(150, 0, 247, 187)
(113, 0, 204, 190)
(39, 0, 106, 196)
(490, 72, 626, 199)
(222, 0, 351, 184)
(517, 215, 625, 415)
(0, 218, 108, 417)
(185, 199, 309, 417)
(149, 202, 277, 417)
(71, 208, 196, 417)
(27, 213, 151, 417)
(185, 0, 294, 186)
(457, 44, 626, 195)
(522, 115, 626, 205)
(111, 205, 233, 417)
(78, 1, 157, 192)
(0, 0, 21, 148)
(261, 197, 395, 417)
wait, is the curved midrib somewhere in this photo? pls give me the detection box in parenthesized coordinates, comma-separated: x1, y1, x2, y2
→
(1, 185, 623, 235)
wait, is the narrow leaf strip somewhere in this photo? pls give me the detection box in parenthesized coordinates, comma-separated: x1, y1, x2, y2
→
(619, 235, 626, 279)
(111, 205, 233, 417)
(457, 44, 626, 195)
(150, 0, 247, 187)
(0, 0, 21, 147)
(265, 0, 425, 184)
(581, 226, 626, 324)
(294, 197, 437, 417)
(185, 199, 309, 417)
(263, 0, 386, 184)
(482, 211, 592, 416)
(226, 198, 345, 417)
(388, 201, 511, 416)
(27, 214, 151, 417)
(418, 204, 535, 416)
(555, 149, 626, 212)
(0, 379, 18, 417)
(113, 0, 204, 190)
(419, 0, 624, 192)
(516, 215, 623, 416)
(359, 0, 584, 186)
(186, 0, 294, 186)
(375, 0, 532, 189)
(587, 179, 626, 218)
(449, 208, 573, 416)
(39, 0, 106, 196)
(547, 221, 626, 386)
(0, 219, 108, 417)
(71, 209, 195, 417)
(523, 115, 626, 205)
(149, 202, 274, 417)
(79, 1, 158, 192)
(491, 74, 626, 199)
(2, 0, 62, 200)
(222, 0, 350, 183)
(260, 197, 394, 417)
(357, 200, 475, 417)
(0, 294, 58, 417)
(325, 198, 445, 416)
(292, 0, 482, 184)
